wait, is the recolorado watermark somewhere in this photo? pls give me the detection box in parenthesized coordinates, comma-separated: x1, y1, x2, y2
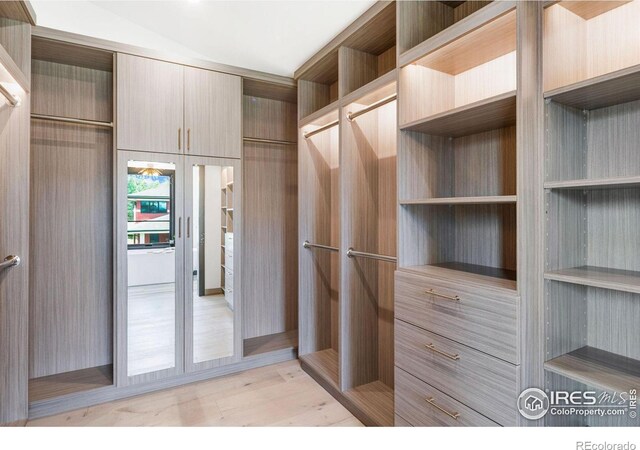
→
(517, 388, 637, 421)
(576, 442, 637, 450)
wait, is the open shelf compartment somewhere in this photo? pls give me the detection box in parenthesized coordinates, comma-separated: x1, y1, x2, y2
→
(298, 52, 339, 121)
(543, 1, 640, 93)
(399, 8, 516, 126)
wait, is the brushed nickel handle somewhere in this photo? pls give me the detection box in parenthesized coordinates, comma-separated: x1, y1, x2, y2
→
(178, 217, 182, 238)
(187, 217, 191, 238)
(425, 397, 460, 420)
(0, 255, 20, 271)
(187, 128, 191, 151)
(426, 288, 459, 302)
(178, 128, 182, 150)
(425, 343, 460, 361)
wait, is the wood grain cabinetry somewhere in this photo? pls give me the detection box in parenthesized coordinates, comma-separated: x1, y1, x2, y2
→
(117, 54, 184, 154)
(184, 67, 241, 158)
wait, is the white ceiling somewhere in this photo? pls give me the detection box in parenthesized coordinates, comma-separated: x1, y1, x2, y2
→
(30, 0, 377, 77)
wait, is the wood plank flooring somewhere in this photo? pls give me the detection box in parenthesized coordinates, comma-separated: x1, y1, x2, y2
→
(26, 360, 363, 427)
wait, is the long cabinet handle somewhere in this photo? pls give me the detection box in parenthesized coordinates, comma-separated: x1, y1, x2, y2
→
(0, 255, 20, 271)
(178, 128, 182, 150)
(425, 343, 460, 361)
(425, 288, 459, 302)
(187, 217, 191, 238)
(178, 217, 182, 238)
(425, 397, 460, 420)
(187, 129, 191, 151)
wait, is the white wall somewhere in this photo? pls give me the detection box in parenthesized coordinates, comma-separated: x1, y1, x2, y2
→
(193, 165, 222, 291)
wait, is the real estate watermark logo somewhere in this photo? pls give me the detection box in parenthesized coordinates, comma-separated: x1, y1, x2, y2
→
(518, 388, 638, 421)
(517, 388, 550, 420)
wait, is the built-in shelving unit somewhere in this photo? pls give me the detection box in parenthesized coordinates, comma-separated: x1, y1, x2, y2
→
(543, 0, 640, 427)
(397, 4, 517, 288)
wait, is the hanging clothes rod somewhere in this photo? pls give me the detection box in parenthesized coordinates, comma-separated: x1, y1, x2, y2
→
(303, 119, 339, 139)
(243, 137, 297, 146)
(303, 240, 339, 253)
(0, 84, 20, 107)
(347, 248, 397, 264)
(347, 94, 397, 121)
(31, 113, 114, 128)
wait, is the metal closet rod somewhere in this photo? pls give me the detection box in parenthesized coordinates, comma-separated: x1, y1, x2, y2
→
(0, 84, 20, 107)
(347, 248, 397, 264)
(243, 137, 297, 146)
(347, 93, 397, 121)
(303, 119, 339, 139)
(31, 113, 114, 128)
(303, 240, 339, 253)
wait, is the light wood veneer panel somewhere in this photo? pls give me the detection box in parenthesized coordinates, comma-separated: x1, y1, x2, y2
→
(184, 67, 241, 159)
(116, 53, 183, 154)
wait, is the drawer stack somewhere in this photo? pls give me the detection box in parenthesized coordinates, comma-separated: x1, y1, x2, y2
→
(394, 270, 521, 427)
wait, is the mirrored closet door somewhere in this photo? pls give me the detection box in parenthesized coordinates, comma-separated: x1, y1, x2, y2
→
(117, 151, 185, 385)
(184, 156, 242, 372)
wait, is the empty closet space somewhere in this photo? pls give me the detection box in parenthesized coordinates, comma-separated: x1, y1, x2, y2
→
(242, 79, 299, 358)
(298, 109, 340, 387)
(29, 37, 114, 402)
(297, 52, 338, 121)
(397, 5, 517, 289)
(340, 81, 397, 426)
(338, 1, 396, 98)
(397, 1, 494, 56)
(543, 0, 640, 427)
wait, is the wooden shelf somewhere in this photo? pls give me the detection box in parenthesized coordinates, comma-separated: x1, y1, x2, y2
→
(557, 1, 630, 21)
(29, 364, 113, 402)
(545, 266, 640, 294)
(545, 176, 640, 190)
(243, 330, 298, 358)
(545, 64, 640, 110)
(545, 346, 640, 393)
(401, 195, 516, 206)
(403, 262, 517, 292)
(299, 349, 339, 389)
(343, 381, 394, 427)
(400, 91, 516, 137)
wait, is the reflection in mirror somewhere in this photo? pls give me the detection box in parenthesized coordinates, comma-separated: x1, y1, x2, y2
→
(126, 160, 176, 376)
(192, 165, 234, 363)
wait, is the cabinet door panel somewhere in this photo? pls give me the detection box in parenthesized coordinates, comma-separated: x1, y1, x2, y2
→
(184, 67, 241, 159)
(117, 54, 184, 154)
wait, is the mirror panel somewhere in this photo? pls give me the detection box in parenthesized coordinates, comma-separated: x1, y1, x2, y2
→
(191, 164, 235, 364)
(126, 160, 177, 377)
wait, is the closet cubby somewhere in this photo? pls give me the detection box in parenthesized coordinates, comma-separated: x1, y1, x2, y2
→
(399, 8, 516, 127)
(298, 52, 339, 120)
(338, 1, 396, 97)
(242, 79, 298, 358)
(298, 109, 340, 387)
(29, 37, 115, 402)
(544, 281, 640, 426)
(543, 0, 640, 93)
(397, 1, 493, 56)
(340, 82, 397, 426)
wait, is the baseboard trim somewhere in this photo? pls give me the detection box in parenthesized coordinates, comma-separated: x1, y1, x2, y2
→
(28, 349, 297, 420)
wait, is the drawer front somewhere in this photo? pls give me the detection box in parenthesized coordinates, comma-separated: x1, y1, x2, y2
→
(395, 414, 412, 427)
(395, 270, 519, 363)
(395, 368, 499, 427)
(395, 320, 519, 426)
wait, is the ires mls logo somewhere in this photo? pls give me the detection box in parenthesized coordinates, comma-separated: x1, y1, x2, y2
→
(518, 388, 636, 421)
(518, 388, 550, 420)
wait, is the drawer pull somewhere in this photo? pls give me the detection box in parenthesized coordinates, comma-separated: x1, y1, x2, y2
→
(425, 343, 460, 360)
(425, 397, 460, 420)
(426, 288, 459, 302)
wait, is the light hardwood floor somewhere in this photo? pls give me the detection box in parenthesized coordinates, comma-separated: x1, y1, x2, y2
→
(26, 360, 363, 427)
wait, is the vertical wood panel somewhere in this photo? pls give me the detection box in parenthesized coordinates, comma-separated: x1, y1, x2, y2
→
(0, 18, 29, 426)
(116, 54, 183, 154)
(184, 67, 242, 159)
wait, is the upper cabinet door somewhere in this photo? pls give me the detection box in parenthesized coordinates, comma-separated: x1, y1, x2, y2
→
(117, 54, 184, 154)
(184, 67, 242, 159)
